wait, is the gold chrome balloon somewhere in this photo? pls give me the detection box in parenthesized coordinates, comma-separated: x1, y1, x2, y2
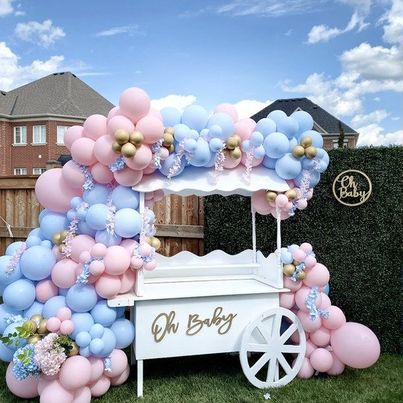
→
(121, 142, 137, 158)
(230, 147, 241, 160)
(112, 142, 122, 153)
(130, 130, 144, 145)
(297, 271, 306, 281)
(37, 319, 48, 335)
(292, 259, 300, 266)
(52, 232, 61, 245)
(163, 132, 174, 146)
(27, 335, 42, 344)
(115, 129, 130, 145)
(68, 342, 79, 357)
(292, 145, 305, 158)
(25, 320, 38, 334)
(164, 127, 175, 135)
(30, 315, 43, 327)
(283, 264, 296, 277)
(305, 146, 317, 159)
(285, 189, 297, 200)
(233, 135, 241, 146)
(300, 136, 312, 148)
(150, 237, 161, 251)
(226, 136, 238, 150)
(266, 191, 277, 203)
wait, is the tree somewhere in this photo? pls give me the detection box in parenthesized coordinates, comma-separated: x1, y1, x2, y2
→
(338, 120, 345, 149)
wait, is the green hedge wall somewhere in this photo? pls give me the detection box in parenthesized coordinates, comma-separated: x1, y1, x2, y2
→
(205, 147, 402, 353)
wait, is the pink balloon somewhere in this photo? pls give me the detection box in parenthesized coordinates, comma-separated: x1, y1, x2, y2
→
(36, 279, 58, 303)
(292, 248, 306, 263)
(160, 147, 169, 160)
(94, 135, 119, 166)
(251, 190, 272, 215)
(136, 115, 164, 144)
(303, 263, 330, 288)
(105, 349, 128, 378)
(46, 317, 61, 332)
(57, 307, 72, 321)
(279, 292, 295, 309)
(52, 245, 64, 261)
(148, 107, 163, 120)
(60, 320, 74, 335)
(144, 163, 157, 175)
(79, 251, 91, 263)
(107, 115, 134, 137)
(59, 356, 91, 390)
(51, 258, 78, 289)
(90, 376, 111, 397)
(330, 322, 380, 369)
(89, 260, 105, 276)
(310, 327, 331, 347)
(70, 235, 95, 263)
(297, 357, 314, 379)
(119, 87, 150, 123)
(144, 260, 157, 271)
(88, 357, 105, 383)
(120, 269, 135, 293)
(297, 310, 322, 333)
(300, 242, 313, 254)
(95, 274, 122, 299)
(90, 243, 108, 259)
(327, 352, 345, 375)
(153, 189, 164, 202)
(275, 194, 288, 208)
(83, 114, 107, 141)
(124, 145, 153, 170)
(296, 198, 308, 210)
(305, 339, 317, 358)
(120, 239, 138, 255)
(113, 167, 143, 187)
(322, 306, 346, 330)
(240, 153, 263, 167)
(290, 330, 300, 343)
(215, 103, 239, 123)
(319, 293, 331, 310)
(64, 126, 83, 151)
(70, 137, 97, 166)
(139, 242, 152, 256)
(40, 380, 74, 403)
(72, 386, 92, 403)
(234, 118, 256, 140)
(306, 188, 314, 200)
(222, 155, 242, 169)
(310, 348, 333, 372)
(111, 365, 130, 386)
(62, 160, 85, 189)
(35, 169, 82, 213)
(130, 256, 144, 270)
(6, 362, 39, 398)
(295, 286, 321, 312)
(107, 106, 121, 120)
(304, 255, 317, 269)
(283, 276, 302, 292)
(104, 246, 131, 275)
(91, 163, 114, 184)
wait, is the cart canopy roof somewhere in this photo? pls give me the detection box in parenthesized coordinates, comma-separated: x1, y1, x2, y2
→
(133, 166, 290, 196)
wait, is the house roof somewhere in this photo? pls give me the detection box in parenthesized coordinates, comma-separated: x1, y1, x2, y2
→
(251, 97, 358, 136)
(0, 72, 114, 118)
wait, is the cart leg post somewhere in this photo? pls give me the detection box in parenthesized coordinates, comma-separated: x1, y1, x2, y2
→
(137, 359, 143, 398)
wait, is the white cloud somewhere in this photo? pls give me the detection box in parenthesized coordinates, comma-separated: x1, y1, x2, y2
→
(14, 10, 25, 16)
(234, 98, 273, 118)
(307, 25, 342, 44)
(94, 24, 140, 37)
(15, 19, 65, 47)
(0, 0, 13, 16)
(356, 124, 403, 146)
(351, 110, 389, 126)
(151, 94, 197, 112)
(381, 0, 403, 44)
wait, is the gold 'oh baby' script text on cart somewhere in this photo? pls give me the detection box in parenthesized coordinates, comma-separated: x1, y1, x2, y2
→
(151, 307, 238, 342)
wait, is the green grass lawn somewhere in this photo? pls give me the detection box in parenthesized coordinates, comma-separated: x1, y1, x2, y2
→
(0, 354, 402, 403)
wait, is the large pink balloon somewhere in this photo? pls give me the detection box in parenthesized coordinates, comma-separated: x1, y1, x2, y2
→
(6, 362, 39, 398)
(234, 118, 255, 140)
(59, 356, 92, 390)
(297, 310, 322, 333)
(215, 103, 238, 123)
(310, 326, 331, 347)
(124, 145, 153, 170)
(40, 380, 75, 403)
(222, 155, 241, 169)
(251, 190, 272, 215)
(331, 322, 380, 369)
(107, 106, 121, 120)
(90, 376, 111, 397)
(113, 167, 143, 187)
(111, 365, 130, 386)
(36, 279, 58, 303)
(107, 115, 135, 137)
(64, 126, 83, 150)
(70, 137, 97, 166)
(303, 263, 330, 288)
(51, 258, 78, 288)
(91, 163, 114, 184)
(105, 349, 128, 378)
(70, 235, 95, 263)
(62, 160, 85, 189)
(119, 87, 150, 123)
(104, 246, 131, 275)
(295, 286, 322, 313)
(310, 348, 333, 372)
(322, 306, 346, 330)
(120, 269, 135, 293)
(83, 114, 107, 141)
(72, 387, 91, 403)
(95, 273, 122, 299)
(88, 357, 105, 383)
(94, 135, 119, 166)
(136, 115, 164, 144)
(35, 169, 82, 213)
(297, 357, 314, 379)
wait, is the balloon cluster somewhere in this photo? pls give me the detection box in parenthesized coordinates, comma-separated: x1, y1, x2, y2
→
(279, 243, 380, 378)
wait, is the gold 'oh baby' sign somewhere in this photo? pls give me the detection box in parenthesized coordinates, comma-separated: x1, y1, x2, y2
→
(332, 170, 372, 207)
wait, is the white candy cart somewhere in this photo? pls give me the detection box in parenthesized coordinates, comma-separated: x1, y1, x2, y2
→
(108, 166, 306, 397)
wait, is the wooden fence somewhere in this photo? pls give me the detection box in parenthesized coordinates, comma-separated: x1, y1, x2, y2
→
(0, 176, 204, 256)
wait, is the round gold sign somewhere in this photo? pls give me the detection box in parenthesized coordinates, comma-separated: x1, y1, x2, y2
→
(332, 170, 372, 207)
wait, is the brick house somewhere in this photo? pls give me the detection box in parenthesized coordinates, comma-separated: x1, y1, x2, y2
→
(252, 98, 359, 150)
(0, 72, 113, 176)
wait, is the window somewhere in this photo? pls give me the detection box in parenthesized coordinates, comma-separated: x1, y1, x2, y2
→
(13, 126, 27, 145)
(332, 139, 349, 149)
(14, 167, 27, 175)
(33, 167, 46, 175)
(57, 126, 69, 145)
(33, 125, 46, 144)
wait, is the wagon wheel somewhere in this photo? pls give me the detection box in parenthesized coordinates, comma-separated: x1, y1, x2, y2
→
(239, 307, 306, 388)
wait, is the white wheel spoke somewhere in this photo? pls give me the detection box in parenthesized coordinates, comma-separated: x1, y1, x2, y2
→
(250, 352, 271, 375)
(279, 323, 298, 343)
(256, 323, 271, 343)
(271, 313, 282, 338)
(266, 356, 278, 383)
(247, 343, 268, 353)
(277, 353, 292, 375)
(281, 344, 303, 354)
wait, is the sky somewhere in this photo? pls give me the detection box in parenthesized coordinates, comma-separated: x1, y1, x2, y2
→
(0, 0, 402, 146)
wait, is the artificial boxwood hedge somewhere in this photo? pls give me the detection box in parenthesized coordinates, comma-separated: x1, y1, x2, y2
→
(205, 147, 402, 353)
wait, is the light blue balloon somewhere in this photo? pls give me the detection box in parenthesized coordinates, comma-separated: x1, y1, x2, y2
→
(26, 236, 42, 248)
(110, 318, 135, 349)
(3, 279, 35, 311)
(323, 284, 330, 295)
(40, 212, 68, 240)
(159, 153, 186, 177)
(95, 230, 122, 247)
(66, 284, 98, 313)
(295, 170, 321, 188)
(83, 184, 109, 206)
(114, 208, 142, 238)
(24, 301, 44, 319)
(254, 145, 266, 158)
(0, 283, 5, 297)
(90, 324, 105, 339)
(91, 301, 117, 327)
(71, 313, 94, 339)
(76, 331, 91, 347)
(263, 132, 289, 159)
(3, 321, 27, 350)
(262, 156, 277, 169)
(250, 131, 264, 147)
(79, 346, 91, 357)
(241, 139, 251, 152)
(90, 338, 105, 355)
(256, 118, 276, 137)
(207, 113, 234, 139)
(161, 107, 182, 127)
(276, 116, 299, 139)
(288, 244, 299, 253)
(67, 209, 77, 222)
(0, 256, 22, 285)
(0, 304, 20, 333)
(41, 240, 52, 249)
(275, 153, 302, 180)
(111, 186, 139, 210)
(299, 130, 324, 148)
(27, 228, 44, 240)
(190, 138, 212, 167)
(182, 105, 209, 132)
(42, 296, 67, 319)
(116, 307, 126, 318)
(301, 158, 316, 170)
(38, 209, 49, 223)
(281, 249, 293, 264)
(208, 125, 223, 139)
(288, 137, 298, 152)
(0, 341, 14, 362)
(291, 110, 314, 133)
(204, 154, 216, 168)
(188, 129, 199, 140)
(173, 123, 190, 142)
(76, 207, 88, 221)
(99, 328, 116, 357)
(77, 221, 97, 237)
(5, 241, 25, 256)
(184, 138, 198, 153)
(70, 196, 83, 210)
(209, 137, 223, 153)
(85, 204, 109, 231)
(20, 245, 56, 281)
(267, 110, 287, 123)
(58, 288, 69, 296)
